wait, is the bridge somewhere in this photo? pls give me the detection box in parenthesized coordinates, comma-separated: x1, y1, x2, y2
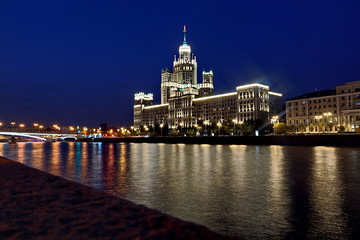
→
(0, 132, 78, 142)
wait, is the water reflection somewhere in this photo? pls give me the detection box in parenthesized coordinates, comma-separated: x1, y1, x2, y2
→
(309, 147, 348, 239)
(0, 143, 359, 239)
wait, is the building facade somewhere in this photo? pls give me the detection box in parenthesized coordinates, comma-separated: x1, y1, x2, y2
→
(134, 27, 282, 130)
(285, 81, 360, 132)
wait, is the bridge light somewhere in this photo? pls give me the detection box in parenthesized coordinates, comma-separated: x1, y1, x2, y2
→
(0, 122, 2, 127)
(11, 122, 16, 126)
(19, 124, 25, 128)
(33, 123, 39, 127)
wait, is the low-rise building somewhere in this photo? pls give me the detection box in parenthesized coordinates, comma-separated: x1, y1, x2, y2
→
(285, 81, 360, 132)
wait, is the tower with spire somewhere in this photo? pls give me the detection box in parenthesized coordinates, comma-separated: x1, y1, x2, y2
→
(161, 25, 213, 104)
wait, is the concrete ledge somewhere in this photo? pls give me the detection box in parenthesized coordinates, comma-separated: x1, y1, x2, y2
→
(89, 134, 360, 146)
(0, 157, 239, 240)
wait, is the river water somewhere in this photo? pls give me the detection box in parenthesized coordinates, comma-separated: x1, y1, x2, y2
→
(1, 142, 359, 239)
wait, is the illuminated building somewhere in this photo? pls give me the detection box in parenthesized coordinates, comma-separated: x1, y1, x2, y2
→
(134, 26, 282, 129)
(286, 80, 360, 132)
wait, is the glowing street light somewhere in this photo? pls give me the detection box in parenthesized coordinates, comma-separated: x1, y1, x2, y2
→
(160, 123, 164, 136)
(179, 122, 184, 136)
(315, 115, 323, 132)
(19, 124, 25, 128)
(323, 112, 332, 132)
(217, 122, 222, 135)
(271, 116, 279, 124)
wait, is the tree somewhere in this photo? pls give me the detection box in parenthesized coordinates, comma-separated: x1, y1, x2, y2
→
(338, 126, 345, 133)
(274, 123, 288, 134)
(298, 124, 306, 133)
(309, 124, 315, 132)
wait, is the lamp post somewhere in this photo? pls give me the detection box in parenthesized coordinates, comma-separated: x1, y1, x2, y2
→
(323, 112, 332, 132)
(217, 122, 222, 136)
(193, 124, 198, 136)
(271, 116, 279, 134)
(160, 123, 164, 136)
(144, 125, 148, 136)
(179, 122, 184, 136)
(232, 119, 237, 135)
(315, 115, 322, 133)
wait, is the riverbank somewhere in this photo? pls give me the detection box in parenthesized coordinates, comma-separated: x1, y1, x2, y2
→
(0, 157, 238, 240)
(87, 134, 360, 146)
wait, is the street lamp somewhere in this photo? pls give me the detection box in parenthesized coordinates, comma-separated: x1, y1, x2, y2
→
(144, 125, 148, 136)
(323, 112, 332, 132)
(193, 124, 198, 136)
(179, 122, 184, 136)
(315, 115, 322, 133)
(160, 123, 164, 136)
(232, 119, 237, 135)
(217, 122, 222, 135)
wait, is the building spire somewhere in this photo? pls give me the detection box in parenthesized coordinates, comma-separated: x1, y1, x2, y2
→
(183, 25, 187, 45)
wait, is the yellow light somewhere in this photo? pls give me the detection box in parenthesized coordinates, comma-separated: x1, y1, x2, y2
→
(269, 91, 282, 97)
(19, 124, 25, 128)
(193, 92, 237, 102)
(143, 104, 169, 110)
(0, 122, 2, 126)
(34, 123, 39, 127)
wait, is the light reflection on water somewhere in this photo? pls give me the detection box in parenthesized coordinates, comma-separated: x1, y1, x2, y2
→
(1, 142, 359, 239)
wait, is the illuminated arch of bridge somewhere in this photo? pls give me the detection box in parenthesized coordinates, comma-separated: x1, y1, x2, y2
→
(0, 132, 78, 141)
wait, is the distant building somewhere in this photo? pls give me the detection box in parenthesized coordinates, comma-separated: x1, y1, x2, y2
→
(285, 80, 360, 132)
(133, 26, 282, 129)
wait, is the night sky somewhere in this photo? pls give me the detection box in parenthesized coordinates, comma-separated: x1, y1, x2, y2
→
(1, 0, 360, 127)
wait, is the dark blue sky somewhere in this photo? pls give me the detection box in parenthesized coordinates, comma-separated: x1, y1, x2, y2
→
(1, 0, 360, 127)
